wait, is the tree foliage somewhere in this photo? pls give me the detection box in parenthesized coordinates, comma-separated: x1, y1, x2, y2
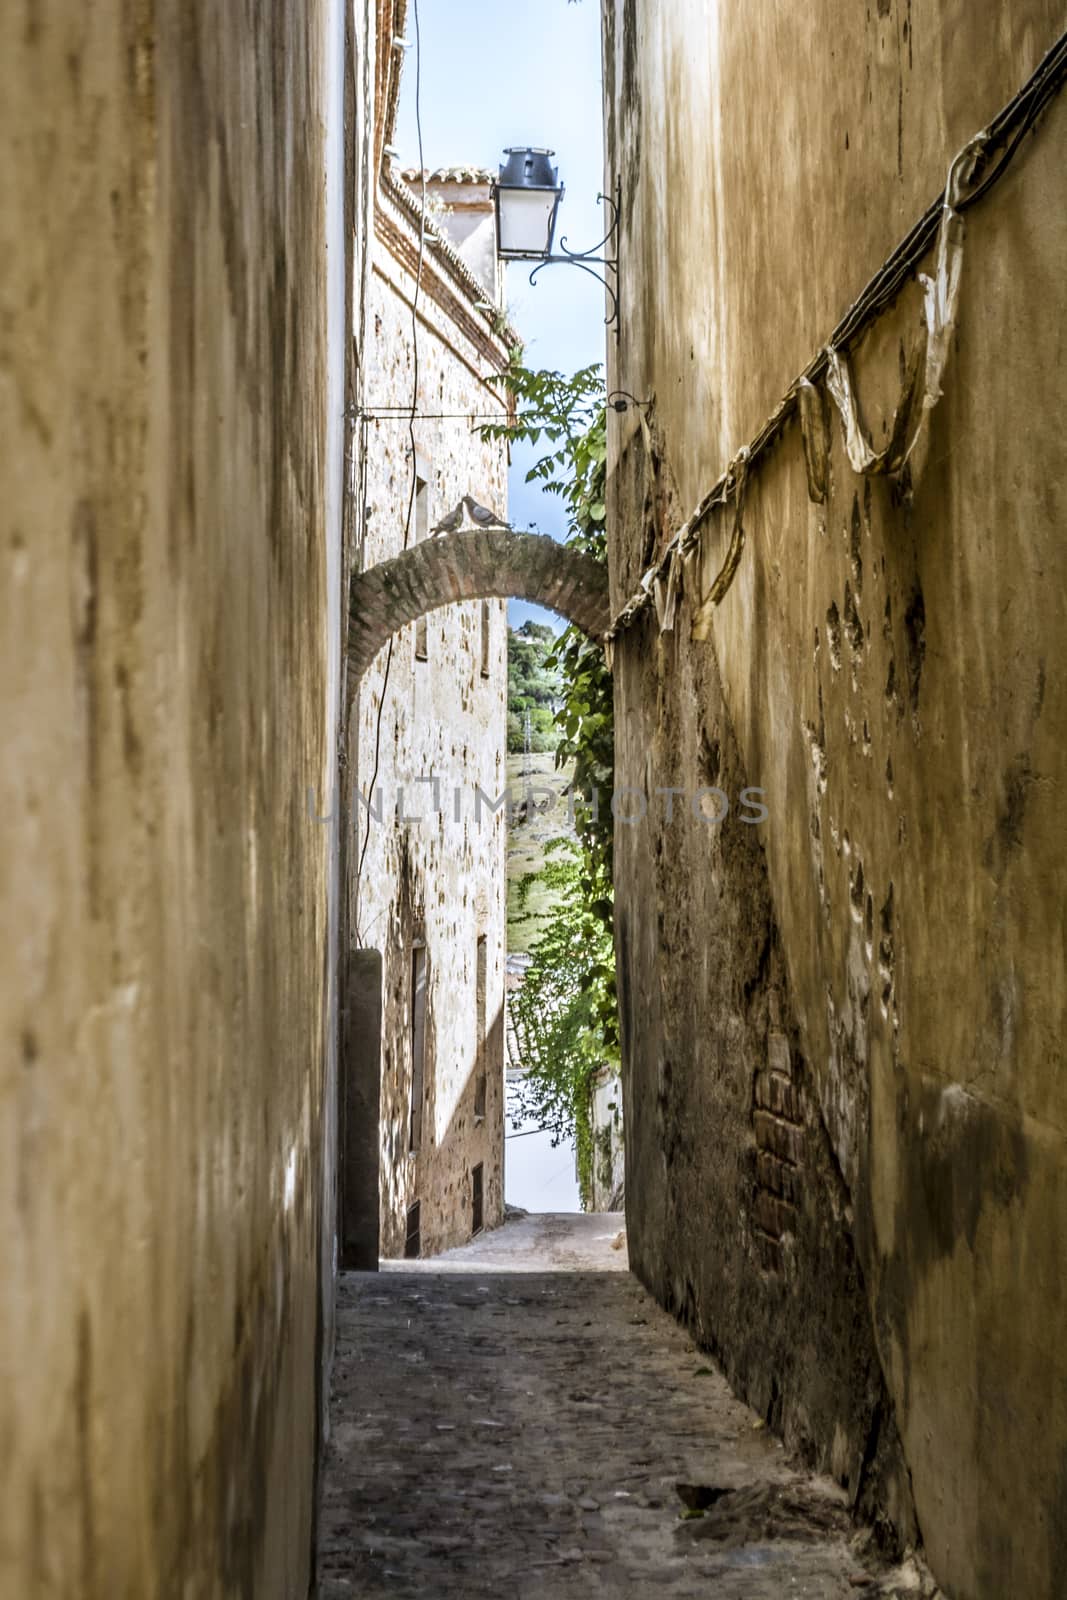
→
(507, 620, 560, 753)
(483, 356, 617, 1202)
(507, 842, 613, 1192)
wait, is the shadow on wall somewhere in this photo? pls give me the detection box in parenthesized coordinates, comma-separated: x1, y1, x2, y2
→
(340, 965, 509, 1264)
(397, 994, 508, 1260)
(614, 603, 919, 1553)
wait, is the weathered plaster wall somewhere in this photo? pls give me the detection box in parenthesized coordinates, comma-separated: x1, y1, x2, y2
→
(590, 1066, 625, 1212)
(347, 177, 511, 1259)
(604, 4, 1067, 1595)
(424, 172, 501, 301)
(2, 2, 351, 1593)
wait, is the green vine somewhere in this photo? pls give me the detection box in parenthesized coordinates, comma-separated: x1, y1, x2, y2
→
(483, 356, 617, 1205)
(507, 842, 611, 1199)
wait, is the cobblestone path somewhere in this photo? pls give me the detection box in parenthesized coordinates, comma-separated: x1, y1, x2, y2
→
(317, 1215, 934, 1598)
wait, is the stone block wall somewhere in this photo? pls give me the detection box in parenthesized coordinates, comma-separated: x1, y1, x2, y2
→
(346, 175, 512, 1259)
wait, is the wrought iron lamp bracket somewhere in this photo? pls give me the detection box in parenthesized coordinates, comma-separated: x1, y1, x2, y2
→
(527, 179, 621, 332)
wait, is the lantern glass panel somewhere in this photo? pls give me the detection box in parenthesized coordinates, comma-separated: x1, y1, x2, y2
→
(497, 187, 559, 259)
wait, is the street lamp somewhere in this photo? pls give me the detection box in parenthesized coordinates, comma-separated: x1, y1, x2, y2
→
(492, 147, 620, 329)
(493, 148, 565, 260)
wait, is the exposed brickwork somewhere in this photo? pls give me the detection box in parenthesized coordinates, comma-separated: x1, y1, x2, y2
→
(752, 1109, 801, 1164)
(375, 205, 513, 374)
(605, 8, 1067, 1592)
(753, 1031, 804, 1273)
(348, 530, 611, 679)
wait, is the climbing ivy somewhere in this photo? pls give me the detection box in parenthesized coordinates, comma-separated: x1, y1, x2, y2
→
(507, 841, 612, 1199)
(482, 356, 617, 1204)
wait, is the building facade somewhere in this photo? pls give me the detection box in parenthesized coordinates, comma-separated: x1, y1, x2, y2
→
(602, 5, 1067, 1597)
(340, 141, 515, 1261)
(2, 1, 368, 1593)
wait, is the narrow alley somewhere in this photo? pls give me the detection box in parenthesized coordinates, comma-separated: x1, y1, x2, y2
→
(317, 1214, 934, 1599)
(6, 3, 1067, 1597)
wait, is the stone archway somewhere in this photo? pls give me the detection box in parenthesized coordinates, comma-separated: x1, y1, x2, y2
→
(347, 529, 610, 677)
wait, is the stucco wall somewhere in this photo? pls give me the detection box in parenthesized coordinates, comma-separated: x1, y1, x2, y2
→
(590, 1067, 625, 1212)
(603, 4, 1067, 1595)
(2, 2, 350, 1593)
(347, 180, 511, 1259)
(427, 175, 501, 301)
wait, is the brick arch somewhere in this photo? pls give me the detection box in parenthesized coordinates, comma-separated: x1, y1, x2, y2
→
(347, 529, 611, 678)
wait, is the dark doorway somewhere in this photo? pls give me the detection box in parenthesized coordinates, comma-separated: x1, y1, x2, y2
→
(409, 942, 428, 1151)
(405, 1200, 422, 1259)
(471, 1163, 484, 1236)
(340, 948, 383, 1270)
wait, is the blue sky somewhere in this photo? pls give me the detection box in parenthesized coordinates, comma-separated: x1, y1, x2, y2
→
(395, 0, 606, 630)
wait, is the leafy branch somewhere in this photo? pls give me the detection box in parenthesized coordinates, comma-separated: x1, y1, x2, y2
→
(481, 354, 617, 1204)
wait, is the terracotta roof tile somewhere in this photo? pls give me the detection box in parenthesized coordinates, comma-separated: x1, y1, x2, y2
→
(400, 164, 496, 185)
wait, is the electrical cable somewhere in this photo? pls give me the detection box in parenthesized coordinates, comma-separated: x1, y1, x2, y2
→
(355, 0, 426, 944)
(605, 26, 1067, 640)
(357, 410, 512, 422)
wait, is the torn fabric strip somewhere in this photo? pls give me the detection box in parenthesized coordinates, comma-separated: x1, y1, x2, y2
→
(825, 133, 986, 477)
(690, 448, 750, 640)
(797, 377, 831, 503)
(824, 338, 925, 476)
(653, 542, 683, 632)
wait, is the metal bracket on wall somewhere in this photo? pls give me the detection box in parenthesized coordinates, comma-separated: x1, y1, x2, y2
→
(527, 178, 622, 334)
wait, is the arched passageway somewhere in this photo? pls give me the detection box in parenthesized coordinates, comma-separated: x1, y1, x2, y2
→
(341, 525, 611, 1268)
(347, 529, 610, 676)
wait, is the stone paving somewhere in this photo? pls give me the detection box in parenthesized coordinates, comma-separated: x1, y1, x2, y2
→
(317, 1214, 937, 1599)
